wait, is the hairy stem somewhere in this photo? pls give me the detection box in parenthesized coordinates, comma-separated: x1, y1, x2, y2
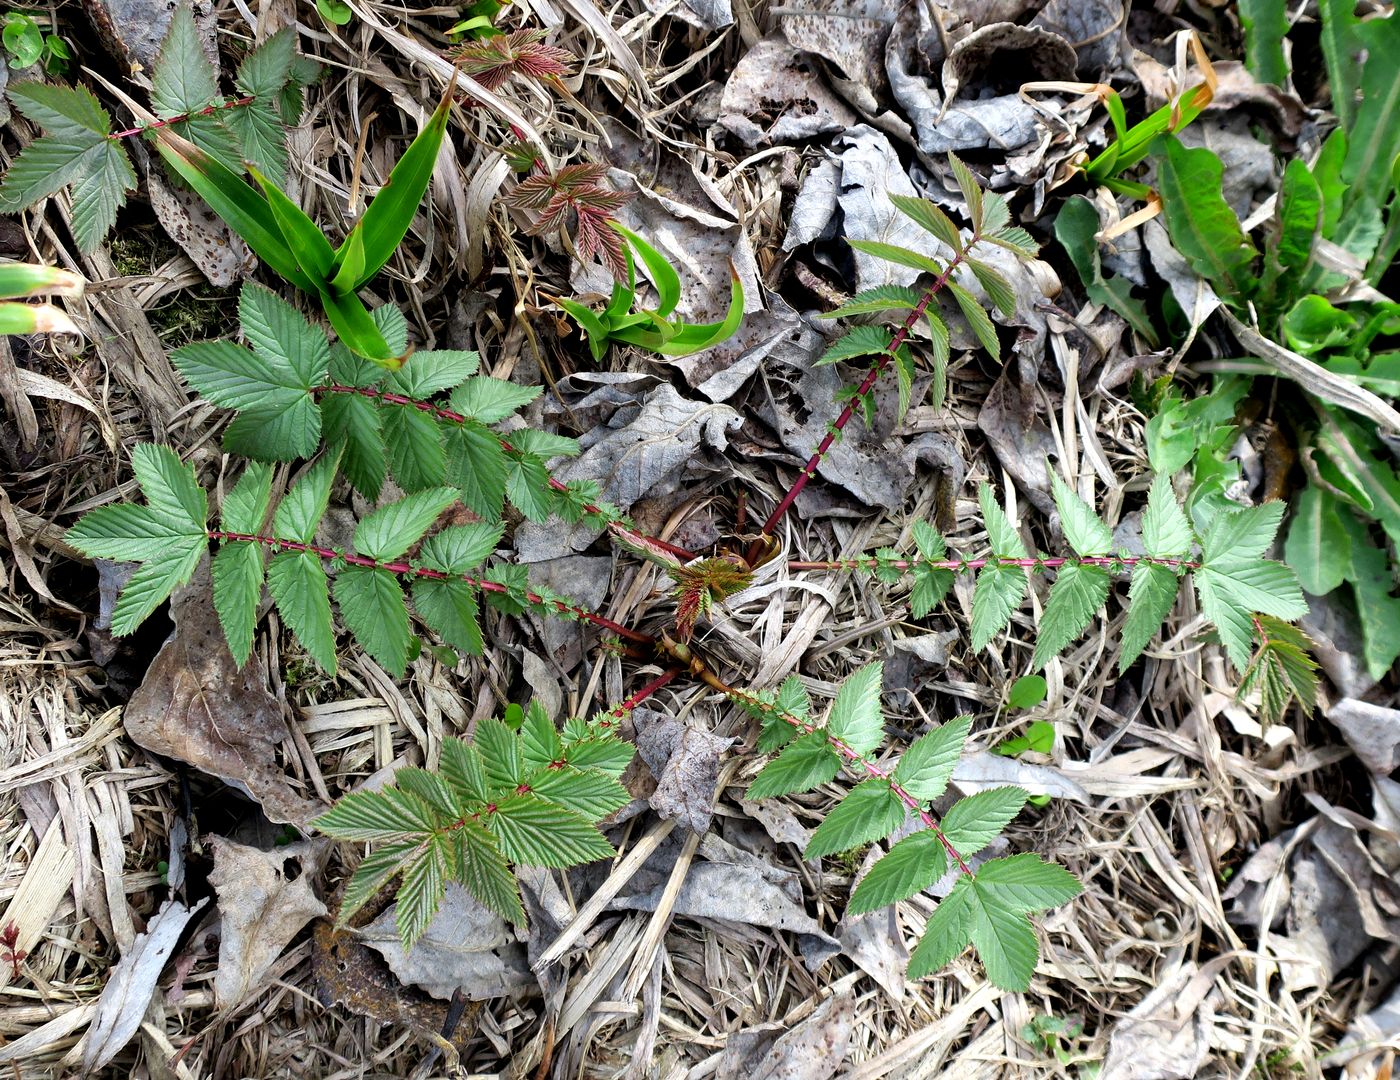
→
(109, 96, 256, 140)
(787, 554, 1202, 573)
(745, 248, 972, 566)
(208, 529, 652, 643)
(596, 668, 681, 725)
(315, 384, 697, 562)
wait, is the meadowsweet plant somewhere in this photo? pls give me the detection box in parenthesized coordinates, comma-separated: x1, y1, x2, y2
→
(312, 699, 635, 945)
(0, 9, 316, 251)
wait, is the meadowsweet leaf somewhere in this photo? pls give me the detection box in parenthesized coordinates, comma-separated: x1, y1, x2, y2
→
(1195, 558, 1308, 671)
(212, 541, 265, 666)
(272, 452, 339, 543)
(947, 154, 985, 233)
(940, 787, 1029, 858)
(152, 8, 220, 117)
(846, 239, 943, 276)
(225, 99, 286, 184)
(907, 877, 973, 979)
(383, 403, 447, 491)
(354, 487, 458, 561)
(67, 504, 206, 562)
(312, 786, 438, 840)
(440, 738, 490, 807)
(321, 391, 386, 498)
(890, 194, 963, 253)
(439, 423, 505, 523)
(0, 85, 137, 253)
(965, 259, 1016, 318)
(488, 797, 615, 866)
(454, 822, 526, 925)
(266, 550, 337, 672)
(1202, 502, 1285, 563)
(983, 226, 1039, 259)
(476, 716, 523, 792)
(234, 29, 297, 102)
(170, 339, 316, 454)
(746, 731, 841, 799)
(528, 768, 630, 819)
(1048, 473, 1112, 556)
(397, 832, 450, 947)
(980, 484, 1026, 558)
(394, 767, 459, 818)
(776, 674, 813, 724)
(337, 839, 418, 926)
(947, 281, 1000, 361)
(110, 540, 206, 634)
(980, 192, 1010, 235)
(826, 662, 885, 757)
(133, 443, 208, 527)
(817, 325, 891, 367)
(805, 779, 907, 860)
(893, 714, 972, 802)
(1031, 563, 1110, 669)
(1239, 615, 1319, 723)
(847, 830, 949, 915)
(520, 701, 562, 770)
(966, 883, 1039, 990)
(417, 522, 503, 574)
(563, 735, 635, 777)
(1120, 562, 1180, 673)
(449, 377, 541, 424)
(910, 520, 955, 617)
(334, 565, 412, 677)
(241, 283, 331, 386)
(819, 284, 925, 319)
(412, 577, 482, 655)
(975, 853, 1082, 912)
(972, 564, 1027, 652)
(388, 350, 480, 398)
(220, 461, 274, 534)
(1142, 475, 1194, 558)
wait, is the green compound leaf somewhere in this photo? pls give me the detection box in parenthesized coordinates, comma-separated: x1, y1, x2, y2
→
(266, 549, 337, 673)
(220, 461, 274, 534)
(965, 880, 1039, 991)
(417, 522, 503, 574)
(847, 830, 949, 916)
(314, 786, 439, 841)
(353, 487, 458, 562)
(825, 662, 885, 757)
(819, 284, 925, 319)
(1120, 561, 1180, 673)
(1048, 472, 1112, 557)
(487, 796, 615, 867)
(804, 778, 907, 861)
(110, 540, 206, 634)
(396, 832, 450, 948)
(893, 714, 972, 803)
(947, 280, 1000, 361)
(971, 563, 1027, 653)
(132, 443, 208, 527)
(456, 824, 526, 926)
(1031, 562, 1111, 670)
(1202, 501, 1285, 563)
(151, 7, 220, 117)
(940, 786, 1029, 859)
(975, 853, 1083, 913)
(746, 730, 841, 800)
(333, 565, 412, 677)
(412, 577, 483, 655)
(321, 390, 386, 499)
(891, 193, 963, 253)
(817, 324, 894, 367)
(388, 350, 480, 398)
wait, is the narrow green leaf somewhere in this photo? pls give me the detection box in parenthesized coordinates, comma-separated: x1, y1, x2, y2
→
(1141, 475, 1194, 558)
(804, 778, 907, 860)
(847, 239, 943, 276)
(455, 823, 526, 925)
(947, 280, 999, 361)
(847, 830, 949, 915)
(1342, 13, 1400, 215)
(1283, 486, 1349, 596)
(1031, 563, 1111, 670)
(1119, 562, 1180, 673)
(894, 715, 973, 802)
(975, 853, 1083, 913)
(321, 288, 399, 366)
(907, 878, 974, 980)
(336, 840, 417, 926)
(212, 540, 264, 667)
(1048, 472, 1112, 557)
(333, 565, 412, 677)
(266, 549, 337, 673)
(383, 404, 447, 491)
(652, 267, 745, 357)
(890, 194, 963, 253)
(272, 451, 340, 543)
(440, 737, 490, 808)
(1154, 136, 1258, 302)
(965, 259, 1016, 319)
(940, 786, 1029, 858)
(966, 884, 1039, 990)
(396, 832, 449, 947)
(354, 487, 458, 561)
(109, 539, 206, 634)
(818, 284, 925, 319)
(1318, 0, 1360, 129)
(132, 443, 208, 528)
(825, 662, 885, 757)
(947, 154, 985, 233)
(487, 797, 615, 867)
(613, 223, 681, 317)
(527, 768, 630, 820)
(971, 564, 1027, 652)
(746, 731, 842, 800)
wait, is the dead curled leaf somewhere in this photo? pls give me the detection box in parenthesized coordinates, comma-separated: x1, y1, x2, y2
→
(208, 837, 329, 1010)
(123, 563, 323, 826)
(632, 708, 736, 833)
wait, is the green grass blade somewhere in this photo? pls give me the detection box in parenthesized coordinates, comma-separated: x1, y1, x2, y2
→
(652, 266, 744, 356)
(322, 288, 402, 367)
(612, 223, 681, 318)
(249, 166, 336, 282)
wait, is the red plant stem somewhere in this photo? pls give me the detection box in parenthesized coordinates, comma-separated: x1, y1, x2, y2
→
(601, 667, 680, 721)
(207, 529, 653, 644)
(108, 97, 256, 140)
(787, 554, 1203, 572)
(746, 248, 972, 566)
(720, 684, 972, 876)
(314, 384, 698, 562)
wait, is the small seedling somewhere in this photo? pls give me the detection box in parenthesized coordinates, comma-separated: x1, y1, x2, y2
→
(1006, 674, 1048, 711)
(552, 224, 744, 361)
(0, 920, 25, 980)
(2, 12, 69, 72)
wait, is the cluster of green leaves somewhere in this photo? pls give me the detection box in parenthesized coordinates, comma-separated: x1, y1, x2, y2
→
(2, 11, 70, 73)
(859, 476, 1315, 722)
(0, 9, 314, 252)
(313, 699, 634, 945)
(817, 155, 1036, 424)
(740, 663, 1081, 990)
(155, 70, 449, 366)
(64, 444, 587, 677)
(170, 282, 606, 526)
(553, 221, 744, 361)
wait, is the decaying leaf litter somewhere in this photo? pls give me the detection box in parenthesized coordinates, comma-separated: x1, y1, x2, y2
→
(0, 0, 1396, 1075)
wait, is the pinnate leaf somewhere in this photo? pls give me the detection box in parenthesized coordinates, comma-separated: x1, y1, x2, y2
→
(411, 577, 484, 656)
(110, 541, 206, 634)
(449, 377, 541, 424)
(947, 280, 1000, 361)
(388, 350, 479, 398)
(940, 786, 1029, 858)
(383, 404, 447, 492)
(353, 487, 458, 561)
(847, 830, 949, 915)
(396, 833, 449, 947)
(273, 452, 340, 544)
(971, 563, 1027, 652)
(746, 731, 841, 799)
(804, 779, 906, 860)
(313, 786, 439, 840)
(893, 714, 972, 802)
(820, 284, 925, 319)
(974, 853, 1082, 913)
(220, 461, 274, 534)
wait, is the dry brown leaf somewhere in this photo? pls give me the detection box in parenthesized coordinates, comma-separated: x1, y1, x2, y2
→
(632, 708, 735, 834)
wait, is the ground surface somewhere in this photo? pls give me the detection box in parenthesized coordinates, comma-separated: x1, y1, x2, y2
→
(1, 0, 1398, 1077)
